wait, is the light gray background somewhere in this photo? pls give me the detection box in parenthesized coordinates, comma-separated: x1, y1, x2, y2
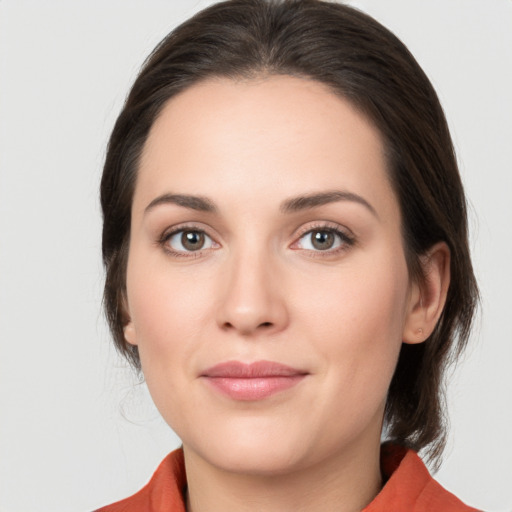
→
(0, 1, 511, 511)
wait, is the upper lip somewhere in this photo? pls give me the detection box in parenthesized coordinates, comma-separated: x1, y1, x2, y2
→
(201, 360, 308, 378)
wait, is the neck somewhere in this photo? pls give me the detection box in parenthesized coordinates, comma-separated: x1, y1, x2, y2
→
(183, 437, 382, 512)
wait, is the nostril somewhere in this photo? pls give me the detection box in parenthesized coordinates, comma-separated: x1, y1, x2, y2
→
(260, 322, 273, 328)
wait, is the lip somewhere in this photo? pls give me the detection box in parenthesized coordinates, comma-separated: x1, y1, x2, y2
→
(200, 360, 308, 401)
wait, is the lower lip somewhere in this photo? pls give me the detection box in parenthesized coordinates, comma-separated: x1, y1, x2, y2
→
(203, 375, 306, 401)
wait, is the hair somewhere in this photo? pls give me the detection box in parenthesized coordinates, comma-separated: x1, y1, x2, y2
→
(101, 0, 478, 467)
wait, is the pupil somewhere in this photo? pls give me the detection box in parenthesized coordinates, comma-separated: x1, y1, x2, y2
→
(182, 231, 204, 251)
(312, 231, 334, 250)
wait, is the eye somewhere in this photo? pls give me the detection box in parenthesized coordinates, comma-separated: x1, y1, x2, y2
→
(165, 229, 216, 253)
(295, 228, 352, 252)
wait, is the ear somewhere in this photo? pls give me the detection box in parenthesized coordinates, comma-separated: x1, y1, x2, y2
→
(402, 242, 451, 344)
(121, 294, 138, 346)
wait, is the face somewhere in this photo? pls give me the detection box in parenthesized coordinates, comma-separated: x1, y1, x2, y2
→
(124, 75, 419, 475)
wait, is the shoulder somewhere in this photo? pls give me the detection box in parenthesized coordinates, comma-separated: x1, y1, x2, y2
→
(363, 444, 480, 512)
(94, 448, 187, 512)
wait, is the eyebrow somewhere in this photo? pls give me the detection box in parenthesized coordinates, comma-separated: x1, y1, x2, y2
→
(144, 193, 217, 214)
(144, 190, 377, 218)
(280, 190, 378, 217)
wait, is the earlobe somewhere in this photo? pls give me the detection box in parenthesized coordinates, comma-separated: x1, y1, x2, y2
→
(121, 292, 137, 346)
(402, 242, 451, 344)
(124, 321, 138, 346)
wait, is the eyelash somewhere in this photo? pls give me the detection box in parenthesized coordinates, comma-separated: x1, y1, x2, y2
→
(157, 222, 355, 258)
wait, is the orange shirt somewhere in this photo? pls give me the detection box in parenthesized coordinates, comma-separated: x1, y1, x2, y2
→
(95, 445, 479, 511)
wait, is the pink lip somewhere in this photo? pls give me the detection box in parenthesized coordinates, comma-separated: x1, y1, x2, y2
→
(201, 360, 308, 401)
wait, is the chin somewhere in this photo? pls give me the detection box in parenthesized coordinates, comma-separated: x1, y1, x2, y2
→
(184, 420, 314, 476)
(214, 444, 306, 476)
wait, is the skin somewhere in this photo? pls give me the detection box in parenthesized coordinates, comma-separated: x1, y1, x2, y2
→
(124, 75, 450, 512)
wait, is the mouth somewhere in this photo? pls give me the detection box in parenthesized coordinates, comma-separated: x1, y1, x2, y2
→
(200, 360, 308, 401)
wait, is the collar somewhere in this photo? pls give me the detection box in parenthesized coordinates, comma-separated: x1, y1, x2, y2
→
(96, 444, 477, 511)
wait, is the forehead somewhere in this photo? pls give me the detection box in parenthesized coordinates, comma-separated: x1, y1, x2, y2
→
(135, 75, 398, 221)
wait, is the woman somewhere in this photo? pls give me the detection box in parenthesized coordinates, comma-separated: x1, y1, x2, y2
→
(96, 0, 479, 510)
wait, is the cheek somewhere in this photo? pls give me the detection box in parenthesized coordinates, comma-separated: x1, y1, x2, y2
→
(299, 253, 408, 335)
(125, 250, 212, 370)
(125, 257, 216, 430)
(294, 250, 410, 400)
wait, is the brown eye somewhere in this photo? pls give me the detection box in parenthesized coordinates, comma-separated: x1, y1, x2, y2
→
(165, 229, 215, 253)
(181, 231, 205, 251)
(310, 230, 335, 250)
(295, 227, 351, 253)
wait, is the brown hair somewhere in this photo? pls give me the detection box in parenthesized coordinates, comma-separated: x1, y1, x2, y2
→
(101, 0, 478, 466)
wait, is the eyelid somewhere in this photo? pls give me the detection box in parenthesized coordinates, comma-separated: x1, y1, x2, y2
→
(293, 220, 354, 239)
(290, 221, 356, 253)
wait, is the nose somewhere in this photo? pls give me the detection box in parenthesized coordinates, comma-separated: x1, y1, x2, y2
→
(216, 247, 289, 336)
